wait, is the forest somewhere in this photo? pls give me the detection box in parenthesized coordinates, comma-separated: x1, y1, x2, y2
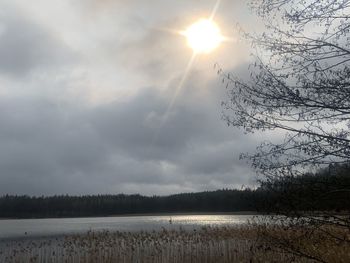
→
(0, 164, 348, 218)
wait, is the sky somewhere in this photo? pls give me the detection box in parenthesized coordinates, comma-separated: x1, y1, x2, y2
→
(0, 0, 264, 196)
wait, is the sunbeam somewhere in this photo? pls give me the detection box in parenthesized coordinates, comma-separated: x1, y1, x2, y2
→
(152, 0, 222, 144)
(152, 51, 197, 144)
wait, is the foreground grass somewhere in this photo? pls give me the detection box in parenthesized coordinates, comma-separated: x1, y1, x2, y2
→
(0, 225, 348, 262)
(255, 222, 350, 263)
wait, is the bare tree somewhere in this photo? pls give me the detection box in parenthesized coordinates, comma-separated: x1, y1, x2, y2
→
(221, 1, 350, 261)
(223, 0, 350, 177)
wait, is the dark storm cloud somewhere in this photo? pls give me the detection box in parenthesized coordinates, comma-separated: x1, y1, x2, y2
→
(0, 6, 71, 77)
(0, 96, 106, 194)
(0, 70, 257, 195)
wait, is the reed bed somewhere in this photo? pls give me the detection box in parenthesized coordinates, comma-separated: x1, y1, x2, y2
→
(0, 225, 346, 262)
(254, 223, 350, 263)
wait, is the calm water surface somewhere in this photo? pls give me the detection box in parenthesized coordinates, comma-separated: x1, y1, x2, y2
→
(0, 214, 258, 240)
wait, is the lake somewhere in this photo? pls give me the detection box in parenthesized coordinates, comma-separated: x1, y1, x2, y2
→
(0, 214, 258, 240)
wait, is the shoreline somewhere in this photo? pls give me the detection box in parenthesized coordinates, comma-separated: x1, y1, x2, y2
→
(0, 211, 260, 220)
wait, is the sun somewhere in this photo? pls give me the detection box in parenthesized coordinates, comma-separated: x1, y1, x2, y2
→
(182, 19, 223, 54)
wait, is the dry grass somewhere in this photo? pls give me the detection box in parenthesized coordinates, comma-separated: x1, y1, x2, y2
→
(0, 225, 348, 262)
(254, 223, 350, 263)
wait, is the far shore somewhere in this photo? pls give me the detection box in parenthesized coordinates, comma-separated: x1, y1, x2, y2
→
(0, 211, 260, 220)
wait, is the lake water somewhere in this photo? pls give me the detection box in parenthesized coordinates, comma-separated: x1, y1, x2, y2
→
(0, 214, 258, 240)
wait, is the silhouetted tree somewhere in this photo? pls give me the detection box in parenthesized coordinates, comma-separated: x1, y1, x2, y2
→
(222, 0, 350, 261)
(223, 0, 350, 175)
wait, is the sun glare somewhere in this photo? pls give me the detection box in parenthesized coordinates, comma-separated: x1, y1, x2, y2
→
(183, 19, 223, 54)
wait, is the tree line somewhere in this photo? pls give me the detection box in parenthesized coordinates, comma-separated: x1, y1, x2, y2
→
(0, 164, 348, 218)
(256, 163, 350, 215)
(0, 189, 257, 218)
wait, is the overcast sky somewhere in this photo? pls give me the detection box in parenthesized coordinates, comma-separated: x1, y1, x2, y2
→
(0, 0, 265, 196)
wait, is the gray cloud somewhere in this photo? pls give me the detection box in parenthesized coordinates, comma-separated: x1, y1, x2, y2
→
(0, 72, 256, 195)
(0, 0, 259, 196)
(0, 5, 72, 77)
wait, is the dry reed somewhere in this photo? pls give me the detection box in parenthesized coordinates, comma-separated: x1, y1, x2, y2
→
(0, 225, 347, 262)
